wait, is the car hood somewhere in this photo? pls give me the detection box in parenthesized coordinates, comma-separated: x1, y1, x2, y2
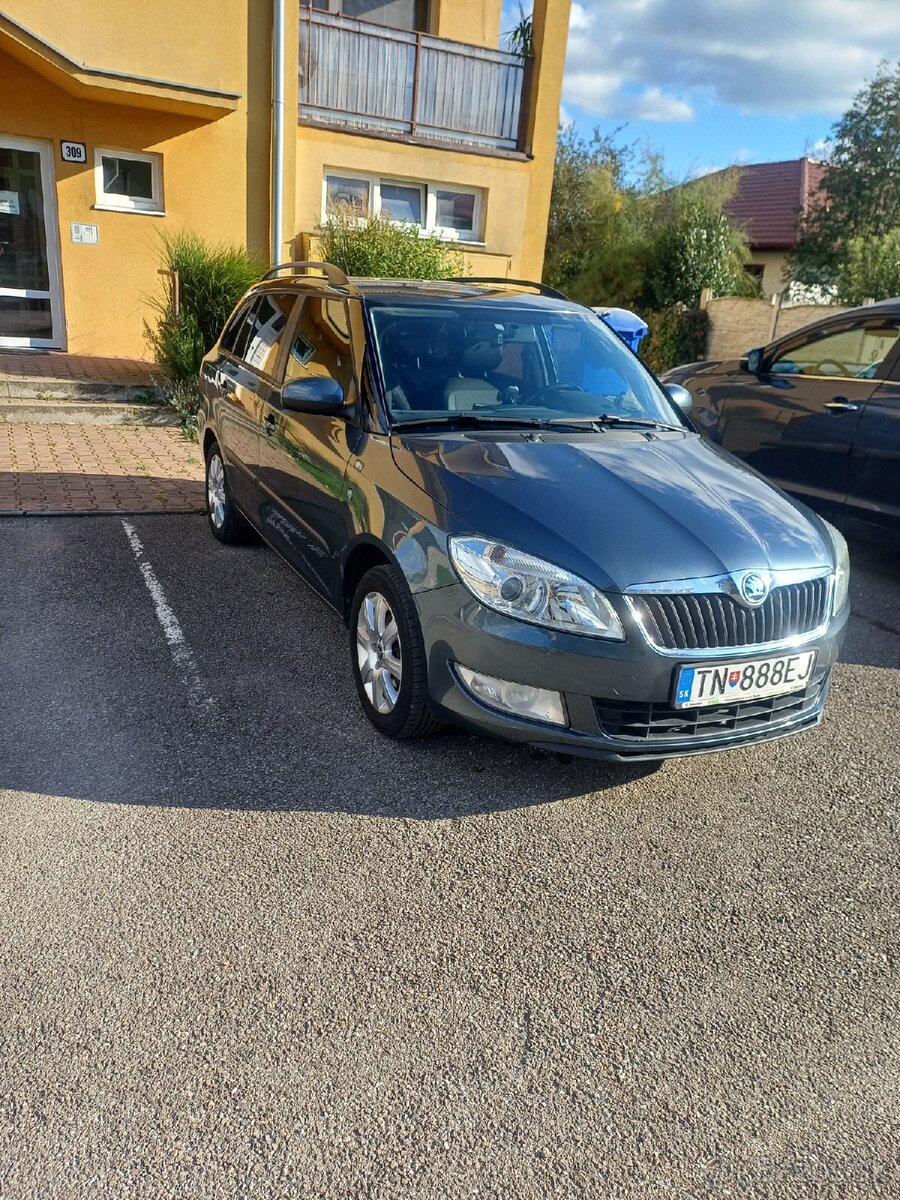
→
(391, 430, 833, 592)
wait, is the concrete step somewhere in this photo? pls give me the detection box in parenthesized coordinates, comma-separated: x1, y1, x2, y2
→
(0, 378, 160, 403)
(0, 397, 178, 426)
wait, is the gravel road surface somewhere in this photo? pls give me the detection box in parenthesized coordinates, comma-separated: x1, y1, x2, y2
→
(1, 515, 898, 1199)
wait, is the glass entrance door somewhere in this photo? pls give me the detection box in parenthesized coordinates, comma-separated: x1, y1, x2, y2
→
(0, 136, 63, 348)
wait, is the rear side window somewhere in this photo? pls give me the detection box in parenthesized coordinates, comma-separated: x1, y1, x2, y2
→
(241, 293, 296, 377)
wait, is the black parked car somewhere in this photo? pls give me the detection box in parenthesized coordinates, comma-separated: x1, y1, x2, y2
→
(197, 263, 849, 761)
(663, 300, 900, 544)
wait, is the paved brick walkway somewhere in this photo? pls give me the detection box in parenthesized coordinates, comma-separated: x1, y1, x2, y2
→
(0, 424, 204, 514)
(0, 351, 155, 385)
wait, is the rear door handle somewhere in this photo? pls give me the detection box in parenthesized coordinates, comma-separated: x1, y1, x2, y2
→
(263, 412, 277, 436)
(824, 399, 859, 412)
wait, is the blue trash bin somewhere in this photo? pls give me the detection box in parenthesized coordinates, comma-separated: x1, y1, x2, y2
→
(592, 307, 648, 354)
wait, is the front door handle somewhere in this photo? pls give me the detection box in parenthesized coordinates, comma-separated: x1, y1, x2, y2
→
(263, 413, 277, 436)
(824, 399, 859, 412)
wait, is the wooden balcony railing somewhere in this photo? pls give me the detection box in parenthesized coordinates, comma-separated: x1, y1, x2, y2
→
(299, 10, 529, 153)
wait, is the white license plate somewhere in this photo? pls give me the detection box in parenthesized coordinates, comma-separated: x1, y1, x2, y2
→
(674, 650, 816, 709)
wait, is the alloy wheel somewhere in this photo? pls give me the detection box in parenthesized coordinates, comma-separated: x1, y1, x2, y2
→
(207, 453, 226, 529)
(356, 590, 403, 714)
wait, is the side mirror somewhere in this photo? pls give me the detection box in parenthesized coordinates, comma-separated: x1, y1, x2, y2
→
(744, 348, 764, 375)
(282, 375, 345, 415)
(665, 383, 693, 413)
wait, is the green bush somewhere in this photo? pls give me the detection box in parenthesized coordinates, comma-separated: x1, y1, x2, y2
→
(158, 377, 201, 438)
(644, 201, 751, 309)
(318, 209, 465, 279)
(640, 305, 709, 374)
(146, 231, 266, 381)
(833, 229, 900, 305)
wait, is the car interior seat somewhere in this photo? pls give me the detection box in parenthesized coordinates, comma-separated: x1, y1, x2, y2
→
(444, 323, 504, 410)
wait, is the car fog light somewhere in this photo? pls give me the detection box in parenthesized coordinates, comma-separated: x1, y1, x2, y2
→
(456, 664, 567, 727)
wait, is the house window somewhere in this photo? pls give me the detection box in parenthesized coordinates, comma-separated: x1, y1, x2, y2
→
(94, 149, 163, 213)
(380, 181, 424, 225)
(434, 189, 476, 236)
(305, 0, 429, 32)
(325, 174, 371, 214)
(323, 172, 482, 241)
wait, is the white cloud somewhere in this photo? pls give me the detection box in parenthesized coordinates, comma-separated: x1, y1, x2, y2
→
(568, 2, 592, 32)
(628, 87, 694, 123)
(558, 0, 900, 123)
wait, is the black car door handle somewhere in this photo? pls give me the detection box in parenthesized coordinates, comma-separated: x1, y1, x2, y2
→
(824, 399, 859, 412)
(263, 413, 277, 435)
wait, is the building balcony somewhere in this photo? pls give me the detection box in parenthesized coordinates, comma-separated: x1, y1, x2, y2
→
(298, 9, 530, 155)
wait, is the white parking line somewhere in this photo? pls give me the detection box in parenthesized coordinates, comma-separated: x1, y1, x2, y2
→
(120, 519, 216, 717)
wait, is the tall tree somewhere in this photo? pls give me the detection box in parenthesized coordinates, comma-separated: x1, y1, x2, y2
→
(543, 126, 633, 294)
(793, 59, 900, 286)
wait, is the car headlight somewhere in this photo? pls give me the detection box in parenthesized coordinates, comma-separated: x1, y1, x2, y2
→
(822, 520, 850, 614)
(448, 536, 625, 640)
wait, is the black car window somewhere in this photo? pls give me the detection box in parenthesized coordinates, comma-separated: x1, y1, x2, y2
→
(219, 300, 254, 356)
(770, 322, 900, 380)
(284, 297, 355, 396)
(239, 292, 296, 378)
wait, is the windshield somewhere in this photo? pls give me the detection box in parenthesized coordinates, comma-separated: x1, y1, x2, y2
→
(367, 300, 681, 429)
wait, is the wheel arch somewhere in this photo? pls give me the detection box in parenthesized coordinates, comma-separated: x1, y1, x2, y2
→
(341, 536, 398, 625)
(201, 425, 219, 460)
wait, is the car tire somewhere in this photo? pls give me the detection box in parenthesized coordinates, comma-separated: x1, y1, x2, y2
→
(205, 440, 250, 544)
(350, 564, 442, 740)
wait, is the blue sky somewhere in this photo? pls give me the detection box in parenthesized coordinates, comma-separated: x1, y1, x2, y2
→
(504, 0, 900, 180)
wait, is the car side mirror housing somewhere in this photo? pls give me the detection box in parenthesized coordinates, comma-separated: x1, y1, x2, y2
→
(665, 383, 693, 412)
(744, 347, 764, 375)
(282, 376, 345, 415)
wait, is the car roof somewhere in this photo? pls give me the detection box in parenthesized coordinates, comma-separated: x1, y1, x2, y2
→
(251, 275, 583, 311)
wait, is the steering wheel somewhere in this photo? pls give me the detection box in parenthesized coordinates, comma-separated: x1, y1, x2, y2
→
(812, 358, 850, 376)
(526, 383, 587, 407)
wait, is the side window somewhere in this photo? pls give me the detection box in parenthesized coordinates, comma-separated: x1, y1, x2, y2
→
(284, 297, 355, 397)
(219, 301, 253, 356)
(771, 323, 900, 379)
(241, 293, 296, 377)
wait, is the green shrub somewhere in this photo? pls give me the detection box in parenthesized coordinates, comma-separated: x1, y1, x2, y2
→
(318, 209, 465, 279)
(146, 231, 266, 380)
(833, 229, 900, 305)
(644, 201, 751, 309)
(158, 377, 201, 438)
(640, 305, 709, 374)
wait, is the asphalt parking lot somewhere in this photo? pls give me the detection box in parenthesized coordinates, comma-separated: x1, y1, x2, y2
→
(1, 514, 898, 1200)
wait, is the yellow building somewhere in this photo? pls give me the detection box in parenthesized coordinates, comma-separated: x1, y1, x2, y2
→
(0, 0, 570, 358)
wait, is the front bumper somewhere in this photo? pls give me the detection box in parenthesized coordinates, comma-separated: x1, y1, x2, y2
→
(415, 583, 848, 761)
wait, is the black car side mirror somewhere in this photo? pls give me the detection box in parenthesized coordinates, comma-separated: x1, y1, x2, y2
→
(282, 376, 345, 415)
(664, 383, 693, 412)
(743, 348, 764, 375)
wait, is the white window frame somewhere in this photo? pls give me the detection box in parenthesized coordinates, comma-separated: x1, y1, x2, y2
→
(322, 171, 483, 243)
(94, 148, 164, 214)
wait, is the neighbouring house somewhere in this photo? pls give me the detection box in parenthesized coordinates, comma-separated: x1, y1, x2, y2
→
(0, 0, 570, 357)
(717, 157, 829, 297)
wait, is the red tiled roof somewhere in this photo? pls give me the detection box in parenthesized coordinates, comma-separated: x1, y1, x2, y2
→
(722, 158, 829, 250)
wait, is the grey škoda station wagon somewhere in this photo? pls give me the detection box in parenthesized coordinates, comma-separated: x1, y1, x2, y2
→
(197, 263, 849, 761)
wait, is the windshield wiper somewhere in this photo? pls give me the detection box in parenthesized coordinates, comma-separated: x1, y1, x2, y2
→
(543, 415, 683, 432)
(392, 413, 544, 431)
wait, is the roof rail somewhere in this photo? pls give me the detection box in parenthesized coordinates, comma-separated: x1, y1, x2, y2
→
(449, 276, 569, 301)
(262, 260, 358, 294)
